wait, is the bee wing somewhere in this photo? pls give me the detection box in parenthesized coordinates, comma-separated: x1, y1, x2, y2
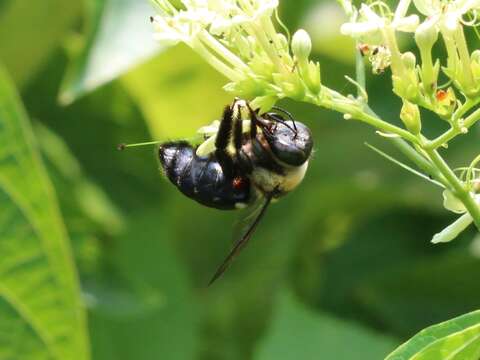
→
(230, 195, 266, 243)
(208, 194, 273, 286)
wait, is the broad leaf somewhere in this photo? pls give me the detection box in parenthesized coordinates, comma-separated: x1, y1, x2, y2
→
(254, 290, 397, 360)
(0, 66, 89, 359)
(385, 310, 480, 360)
(59, 0, 162, 105)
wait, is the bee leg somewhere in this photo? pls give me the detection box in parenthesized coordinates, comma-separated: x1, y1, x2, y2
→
(215, 103, 236, 178)
(245, 103, 258, 139)
(233, 102, 244, 151)
(246, 102, 275, 138)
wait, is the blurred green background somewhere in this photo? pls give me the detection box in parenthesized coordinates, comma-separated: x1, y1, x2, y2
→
(1, 0, 480, 359)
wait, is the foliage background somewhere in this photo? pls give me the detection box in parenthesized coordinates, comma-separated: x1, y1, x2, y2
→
(1, 0, 480, 359)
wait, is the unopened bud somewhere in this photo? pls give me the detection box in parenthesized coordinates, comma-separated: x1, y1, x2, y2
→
(472, 50, 480, 64)
(400, 100, 421, 135)
(292, 29, 312, 61)
(472, 50, 480, 82)
(277, 34, 289, 54)
(401, 52, 416, 70)
(304, 61, 321, 93)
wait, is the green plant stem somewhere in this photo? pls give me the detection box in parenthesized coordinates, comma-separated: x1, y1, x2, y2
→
(310, 90, 421, 144)
(299, 17, 480, 230)
(426, 106, 480, 149)
(424, 148, 480, 229)
(350, 34, 447, 187)
(355, 42, 366, 99)
(364, 107, 448, 187)
(390, 138, 448, 187)
(305, 85, 480, 227)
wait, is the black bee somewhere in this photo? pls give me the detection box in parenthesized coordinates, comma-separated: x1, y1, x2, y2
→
(157, 99, 313, 284)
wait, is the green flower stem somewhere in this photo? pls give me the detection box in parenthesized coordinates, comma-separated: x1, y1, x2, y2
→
(199, 32, 251, 73)
(394, 0, 411, 20)
(252, 22, 288, 75)
(382, 26, 406, 79)
(350, 36, 446, 186)
(310, 89, 420, 144)
(362, 106, 448, 186)
(355, 42, 366, 100)
(441, 30, 459, 72)
(336, 0, 353, 16)
(304, 83, 480, 229)
(419, 46, 435, 95)
(390, 138, 448, 187)
(424, 148, 480, 229)
(191, 39, 243, 82)
(453, 25, 475, 92)
(426, 103, 480, 149)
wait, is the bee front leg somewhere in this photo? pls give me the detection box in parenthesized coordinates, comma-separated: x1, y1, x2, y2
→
(215, 102, 236, 178)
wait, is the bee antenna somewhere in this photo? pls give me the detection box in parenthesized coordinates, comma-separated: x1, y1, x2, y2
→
(117, 140, 163, 151)
(271, 106, 298, 133)
(266, 113, 297, 134)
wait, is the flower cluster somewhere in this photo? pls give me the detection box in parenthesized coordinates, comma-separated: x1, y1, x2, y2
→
(342, 0, 480, 119)
(151, 0, 320, 112)
(151, 0, 480, 244)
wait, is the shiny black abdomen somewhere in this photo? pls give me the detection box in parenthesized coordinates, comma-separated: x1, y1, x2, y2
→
(158, 141, 251, 210)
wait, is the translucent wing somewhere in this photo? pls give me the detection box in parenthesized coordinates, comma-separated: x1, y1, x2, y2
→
(208, 194, 273, 285)
(231, 194, 266, 243)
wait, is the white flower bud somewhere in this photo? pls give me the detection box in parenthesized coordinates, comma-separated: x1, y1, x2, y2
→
(415, 18, 438, 51)
(431, 213, 473, 243)
(292, 29, 312, 61)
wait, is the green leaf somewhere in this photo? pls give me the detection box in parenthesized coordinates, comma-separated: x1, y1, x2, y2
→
(59, 0, 162, 105)
(385, 310, 480, 360)
(254, 290, 397, 360)
(0, 66, 89, 359)
(0, 0, 81, 87)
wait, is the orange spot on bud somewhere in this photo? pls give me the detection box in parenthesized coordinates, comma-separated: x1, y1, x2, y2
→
(436, 89, 447, 102)
(358, 43, 370, 56)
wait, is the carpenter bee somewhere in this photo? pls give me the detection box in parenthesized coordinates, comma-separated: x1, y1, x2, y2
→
(121, 99, 313, 284)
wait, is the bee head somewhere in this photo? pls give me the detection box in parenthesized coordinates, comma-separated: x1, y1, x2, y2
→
(264, 120, 313, 167)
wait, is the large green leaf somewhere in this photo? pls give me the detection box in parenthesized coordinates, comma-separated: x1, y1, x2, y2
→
(385, 310, 480, 360)
(59, 0, 162, 105)
(0, 66, 89, 359)
(254, 290, 397, 360)
(0, 0, 81, 87)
